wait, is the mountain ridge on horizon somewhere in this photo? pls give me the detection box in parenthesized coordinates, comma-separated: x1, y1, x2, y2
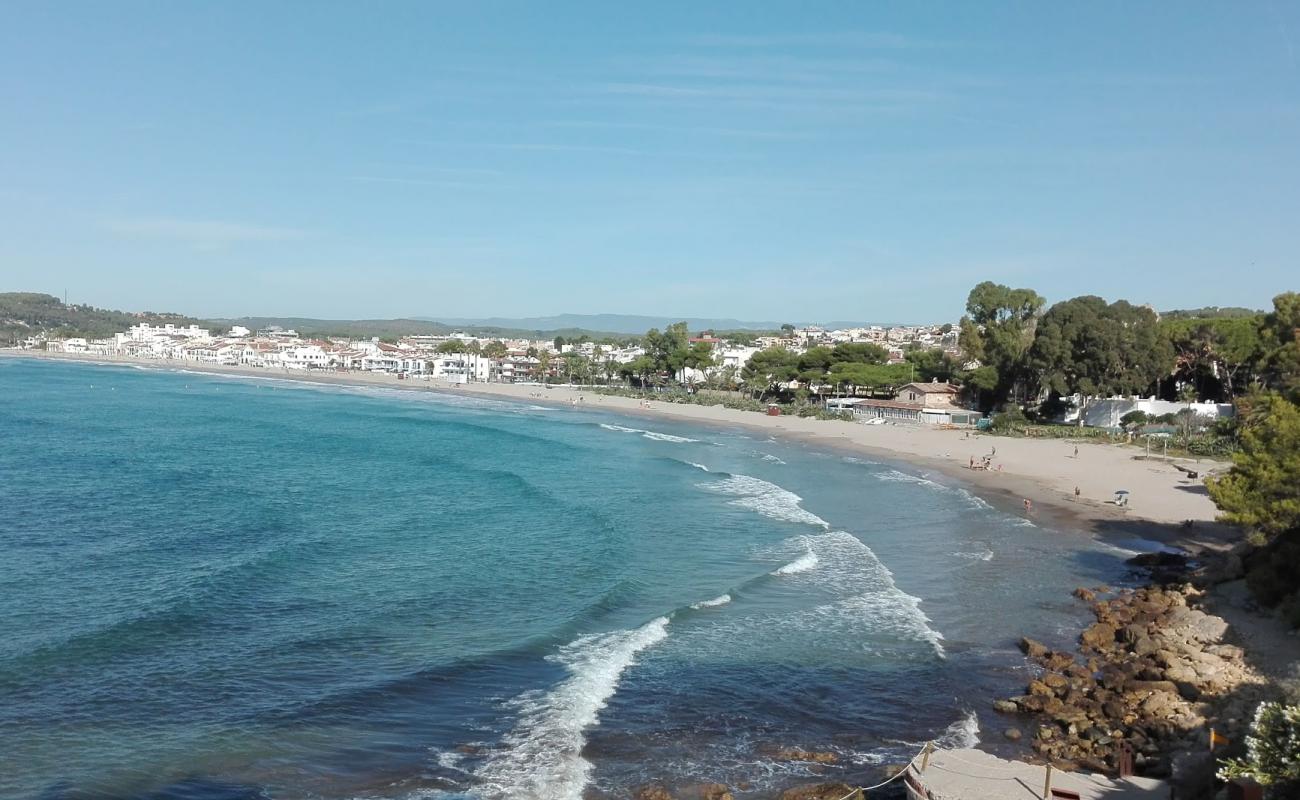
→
(414, 313, 906, 335)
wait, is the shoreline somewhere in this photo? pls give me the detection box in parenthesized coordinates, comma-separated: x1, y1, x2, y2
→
(4, 349, 1230, 556)
(10, 348, 1293, 799)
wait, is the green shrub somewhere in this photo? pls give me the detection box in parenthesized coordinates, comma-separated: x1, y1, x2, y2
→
(1218, 702, 1300, 797)
(1244, 530, 1300, 615)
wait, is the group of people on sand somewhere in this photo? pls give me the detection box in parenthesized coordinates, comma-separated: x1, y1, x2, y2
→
(968, 451, 1001, 472)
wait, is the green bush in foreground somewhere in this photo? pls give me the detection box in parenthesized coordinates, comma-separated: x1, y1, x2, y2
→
(1218, 702, 1300, 797)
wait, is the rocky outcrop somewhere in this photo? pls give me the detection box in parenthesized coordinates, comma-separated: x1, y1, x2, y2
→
(777, 782, 854, 800)
(765, 748, 839, 764)
(995, 584, 1270, 779)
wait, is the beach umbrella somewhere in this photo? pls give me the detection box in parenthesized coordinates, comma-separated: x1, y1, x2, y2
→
(1114, 490, 1130, 494)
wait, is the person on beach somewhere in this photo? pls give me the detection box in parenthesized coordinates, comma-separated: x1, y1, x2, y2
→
(1073, 445, 1079, 459)
(1074, 485, 1081, 499)
(969, 456, 975, 469)
(1023, 498, 1032, 513)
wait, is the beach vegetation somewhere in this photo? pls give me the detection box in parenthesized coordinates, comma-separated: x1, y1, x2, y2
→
(1207, 392, 1300, 541)
(1216, 702, 1300, 797)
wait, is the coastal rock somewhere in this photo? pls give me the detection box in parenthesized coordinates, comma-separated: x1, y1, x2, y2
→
(1011, 577, 1267, 779)
(1080, 622, 1118, 651)
(768, 748, 838, 764)
(1019, 637, 1049, 658)
(1004, 727, 1022, 741)
(993, 699, 1019, 714)
(635, 786, 675, 800)
(777, 783, 854, 800)
(1073, 587, 1096, 603)
(694, 784, 733, 800)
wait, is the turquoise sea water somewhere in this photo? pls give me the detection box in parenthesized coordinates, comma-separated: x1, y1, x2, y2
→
(0, 359, 1143, 800)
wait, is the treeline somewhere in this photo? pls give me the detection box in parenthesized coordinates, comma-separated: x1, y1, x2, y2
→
(0, 293, 206, 342)
(954, 281, 1300, 411)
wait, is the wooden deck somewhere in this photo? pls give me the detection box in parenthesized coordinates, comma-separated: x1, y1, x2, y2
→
(904, 748, 1169, 800)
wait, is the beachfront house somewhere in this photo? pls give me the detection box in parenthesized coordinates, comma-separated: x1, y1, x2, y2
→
(829, 381, 979, 425)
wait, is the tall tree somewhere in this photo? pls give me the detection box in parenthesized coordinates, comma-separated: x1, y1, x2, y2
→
(1260, 292, 1300, 401)
(829, 342, 887, 364)
(905, 348, 957, 383)
(959, 281, 1045, 409)
(1161, 315, 1264, 401)
(1207, 393, 1300, 541)
(741, 347, 799, 399)
(1027, 296, 1171, 398)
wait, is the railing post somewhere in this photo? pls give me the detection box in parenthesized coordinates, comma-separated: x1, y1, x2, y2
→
(921, 741, 933, 773)
(1043, 763, 1053, 799)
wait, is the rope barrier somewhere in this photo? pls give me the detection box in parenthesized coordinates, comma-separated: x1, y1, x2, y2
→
(832, 740, 931, 800)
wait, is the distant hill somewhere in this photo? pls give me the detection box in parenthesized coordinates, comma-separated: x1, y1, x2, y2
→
(0, 292, 206, 343)
(418, 313, 884, 334)
(212, 316, 634, 342)
(421, 314, 783, 334)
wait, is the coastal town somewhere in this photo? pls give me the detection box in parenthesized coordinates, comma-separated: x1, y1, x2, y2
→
(20, 320, 960, 377)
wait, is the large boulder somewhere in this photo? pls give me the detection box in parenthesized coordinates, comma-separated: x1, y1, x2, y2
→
(1080, 622, 1118, 651)
(1019, 637, 1049, 658)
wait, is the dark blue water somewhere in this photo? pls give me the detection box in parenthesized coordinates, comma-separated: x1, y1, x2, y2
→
(0, 358, 1141, 800)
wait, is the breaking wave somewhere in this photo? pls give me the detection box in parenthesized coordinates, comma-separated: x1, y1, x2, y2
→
(701, 474, 830, 529)
(599, 423, 699, 443)
(689, 594, 733, 610)
(473, 618, 670, 800)
(935, 710, 980, 749)
(875, 470, 994, 511)
(774, 532, 946, 659)
(772, 550, 820, 576)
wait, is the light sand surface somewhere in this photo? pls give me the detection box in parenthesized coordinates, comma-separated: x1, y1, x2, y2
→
(4, 351, 1233, 550)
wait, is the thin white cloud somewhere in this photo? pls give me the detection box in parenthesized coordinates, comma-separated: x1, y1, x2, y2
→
(102, 217, 309, 246)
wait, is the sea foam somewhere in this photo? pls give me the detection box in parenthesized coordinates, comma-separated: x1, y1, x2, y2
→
(772, 550, 820, 576)
(779, 531, 946, 659)
(702, 474, 830, 529)
(935, 710, 981, 749)
(690, 594, 733, 610)
(876, 469, 994, 511)
(600, 423, 699, 443)
(473, 617, 669, 800)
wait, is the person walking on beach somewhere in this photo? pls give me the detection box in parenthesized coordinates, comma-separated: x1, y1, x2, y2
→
(1073, 444, 1079, 459)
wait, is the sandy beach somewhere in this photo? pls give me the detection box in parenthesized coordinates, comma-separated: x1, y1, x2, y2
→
(4, 350, 1233, 552)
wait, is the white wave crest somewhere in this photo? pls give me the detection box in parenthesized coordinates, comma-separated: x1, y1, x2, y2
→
(642, 431, 698, 443)
(954, 545, 995, 562)
(690, 594, 733, 609)
(702, 474, 830, 529)
(687, 462, 710, 472)
(935, 710, 980, 749)
(781, 532, 946, 658)
(772, 550, 820, 576)
(599, 422, 699, 443)
(876, 470, 994, 511)
(760, 453, 786, 464)
(473, 617, 670, 800)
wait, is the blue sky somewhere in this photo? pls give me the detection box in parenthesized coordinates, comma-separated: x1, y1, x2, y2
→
(2, 2, 1298, 322)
